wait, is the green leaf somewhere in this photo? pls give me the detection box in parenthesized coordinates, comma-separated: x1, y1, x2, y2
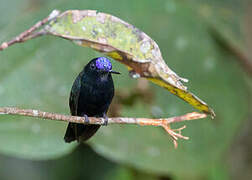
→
(0, 37, 79, 159)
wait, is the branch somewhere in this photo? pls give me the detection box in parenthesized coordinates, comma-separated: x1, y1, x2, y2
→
(0, 10, 60, 51)
(0, 107, 207, 148)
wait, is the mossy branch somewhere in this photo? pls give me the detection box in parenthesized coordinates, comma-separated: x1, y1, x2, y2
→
(0, 107, 207, 148)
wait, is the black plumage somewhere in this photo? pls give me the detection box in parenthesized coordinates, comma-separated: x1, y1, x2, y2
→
(64, 57, 119, 143)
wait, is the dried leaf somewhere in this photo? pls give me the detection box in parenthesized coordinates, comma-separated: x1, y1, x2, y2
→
(46, 10, 215, 117)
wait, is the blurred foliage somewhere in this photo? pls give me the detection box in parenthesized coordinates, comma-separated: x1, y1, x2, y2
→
(0, 144, 117, 180)
(0, 0, 251, 180)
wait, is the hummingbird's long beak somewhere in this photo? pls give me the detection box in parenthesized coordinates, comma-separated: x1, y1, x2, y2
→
(109, 70, 121, 74)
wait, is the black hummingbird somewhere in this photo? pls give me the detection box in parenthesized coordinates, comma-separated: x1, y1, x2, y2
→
(64, 57, 120, 143)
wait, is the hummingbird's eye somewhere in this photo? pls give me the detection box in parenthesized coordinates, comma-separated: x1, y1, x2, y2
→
(90, 63, 96, 70)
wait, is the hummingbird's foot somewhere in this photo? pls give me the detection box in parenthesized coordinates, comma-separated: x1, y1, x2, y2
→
(103, 113, 108, 126)
(83, 114, 89, 124)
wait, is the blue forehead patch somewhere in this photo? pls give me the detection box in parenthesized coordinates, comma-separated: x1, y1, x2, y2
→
(95, 57, 112, 71)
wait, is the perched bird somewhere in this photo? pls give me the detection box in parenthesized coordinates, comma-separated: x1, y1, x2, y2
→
(64, 57, 120, 143)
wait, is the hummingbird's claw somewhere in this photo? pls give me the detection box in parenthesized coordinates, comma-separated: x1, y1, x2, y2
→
(103, 113, 108, 126)
(84, 114, 89, 124)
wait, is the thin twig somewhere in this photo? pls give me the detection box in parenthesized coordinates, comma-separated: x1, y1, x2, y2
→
(0, 107, 207, 148)
(0, 10, 60, 51)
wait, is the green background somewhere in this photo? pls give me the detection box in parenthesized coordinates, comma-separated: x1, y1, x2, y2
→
(0, 0, 251, 179)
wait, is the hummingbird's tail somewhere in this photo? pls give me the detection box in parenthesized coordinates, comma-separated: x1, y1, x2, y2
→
(64, 122, 100, 143)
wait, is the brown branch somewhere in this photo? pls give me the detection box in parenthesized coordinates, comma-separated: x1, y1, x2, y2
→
(0, 107, 207, 148)
(0, 9, 60, 51)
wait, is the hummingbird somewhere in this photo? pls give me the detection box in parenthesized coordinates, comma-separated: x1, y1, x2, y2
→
(64, 57, 120, 143)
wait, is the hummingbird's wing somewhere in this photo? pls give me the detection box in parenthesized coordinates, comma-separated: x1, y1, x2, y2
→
(65, 71, 83, 143)
(69, 71, 83, 116)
